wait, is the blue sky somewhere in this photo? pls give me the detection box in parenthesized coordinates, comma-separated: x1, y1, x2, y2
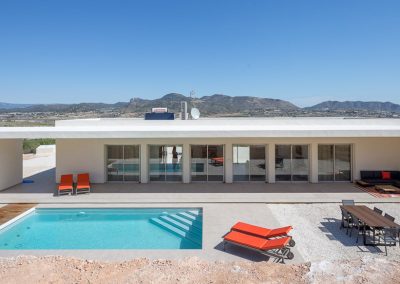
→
(0, 0, 399, 106)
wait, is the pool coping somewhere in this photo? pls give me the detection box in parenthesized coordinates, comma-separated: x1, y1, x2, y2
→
(0, 207, 36, 231)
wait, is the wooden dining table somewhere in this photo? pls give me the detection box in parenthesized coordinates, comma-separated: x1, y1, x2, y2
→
(341, 205, 400, 245)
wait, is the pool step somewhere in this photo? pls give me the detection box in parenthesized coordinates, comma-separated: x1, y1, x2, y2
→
(177, 211, 202, 223)
(187, 210, 201, 217)
(159, 215, 201, 237)
(166, 213, 202, 230)
(150, 210, 202, 247)
(149, 217, 201, 246)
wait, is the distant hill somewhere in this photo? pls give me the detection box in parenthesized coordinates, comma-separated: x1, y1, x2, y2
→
(308, 101, 400, 113)
(0, 102, 34, 109)
(1, 102, 128, 113)
(124, 93, 299, 115)
(2, 95, 400, 117)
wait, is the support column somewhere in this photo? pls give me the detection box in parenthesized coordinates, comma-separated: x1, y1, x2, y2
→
(140, 143, 148, 183)
(268, 143, 275, 183)
(182, 143, 191, 183)
(0, 139, 22, 191)
(224, 143, 233, 183)
(310, 142, 319, 183)
(352, 143, 357, 181)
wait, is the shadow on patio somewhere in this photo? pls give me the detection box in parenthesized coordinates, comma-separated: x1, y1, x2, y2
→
(1, 167, 364, 195)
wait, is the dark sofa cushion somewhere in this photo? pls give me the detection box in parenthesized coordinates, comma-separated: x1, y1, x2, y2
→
(391, 171, 400, 180)
(360, 171, 382, 179)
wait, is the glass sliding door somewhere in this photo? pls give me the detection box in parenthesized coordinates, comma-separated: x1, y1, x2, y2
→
(335, 145, 351, 181)
(123, 146, 140, 182)
(207, 145, 224, 181)
(233, 145, 250, 181)
(292, 145, 309, 181)
(318, 144, 352, 182)
(318, 145, 334, 181)
(275, 145, 292, 181)
(233, 145, 266, 182)
(149, 145, 183, 182)
(275, 145, 309, 182)
(191, 145, 207, 181)
(107, 145, 140, 182)
(191, 145, 224, 182)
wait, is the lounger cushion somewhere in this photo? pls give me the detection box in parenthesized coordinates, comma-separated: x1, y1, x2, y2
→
(268, 226, 293, 238)
(58, 174, 73, 191)
(232, 222, 271, 238)
(224, 231, 290, 250)
(58, 185, 73, 191)
(76, 183, 90, 189)
(231, 222, 293, 238)
(76, 173, 91, 189)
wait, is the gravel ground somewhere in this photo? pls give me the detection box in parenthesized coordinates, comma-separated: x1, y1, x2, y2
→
(0, 255, 399, 283)
(268, 203, 400, 262)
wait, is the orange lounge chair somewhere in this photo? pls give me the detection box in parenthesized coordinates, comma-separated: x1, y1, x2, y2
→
(58, 174, 73, 195)
(76, 173, 91, 194)
(231, 222, 295, 247)
(223, 231, 294, 263)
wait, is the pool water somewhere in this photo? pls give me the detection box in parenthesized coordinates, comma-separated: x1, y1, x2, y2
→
(0, 208, 202, 250)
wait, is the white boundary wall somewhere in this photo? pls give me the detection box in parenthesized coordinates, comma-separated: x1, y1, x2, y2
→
(0, 139, 23, 191)
(56, 137, 400, 184)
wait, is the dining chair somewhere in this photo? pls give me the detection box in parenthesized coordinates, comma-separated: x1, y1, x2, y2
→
(384, 213, 395, 222)
(342, 200, 355, 206)
(340, 207, 353, 234)
(381, 227, 398, 256)
(373, 207, 383, 215)
(350, 215, 365, 243)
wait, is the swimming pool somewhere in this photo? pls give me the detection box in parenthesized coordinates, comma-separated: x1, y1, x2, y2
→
(0, 208, 202, 250)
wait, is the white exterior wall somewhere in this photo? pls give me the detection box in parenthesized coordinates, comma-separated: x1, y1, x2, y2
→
(56, 139, 106, 183)
(0, 139, 22, 191)
(56, 137, 400, 184)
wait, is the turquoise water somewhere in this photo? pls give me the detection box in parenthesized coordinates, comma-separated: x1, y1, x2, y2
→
(149, 163, 182, 172)
(0, 208, 202, 250)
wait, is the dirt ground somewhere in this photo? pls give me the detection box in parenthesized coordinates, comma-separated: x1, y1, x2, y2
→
(0, 256, 399, 284)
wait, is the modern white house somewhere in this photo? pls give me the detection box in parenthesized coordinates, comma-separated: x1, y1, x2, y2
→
(1, 117, 400, 191)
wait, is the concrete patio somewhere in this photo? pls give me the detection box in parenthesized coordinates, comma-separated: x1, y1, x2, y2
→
(1, 168, 400, 204)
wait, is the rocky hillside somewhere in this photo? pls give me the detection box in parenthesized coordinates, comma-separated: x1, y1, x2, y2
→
(2, 95, 400, 117)
(308, 100, 400, 113)
(124, 93, 299, 116)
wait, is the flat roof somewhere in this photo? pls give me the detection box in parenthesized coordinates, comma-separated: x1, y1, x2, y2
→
(1, 117, 400, 139)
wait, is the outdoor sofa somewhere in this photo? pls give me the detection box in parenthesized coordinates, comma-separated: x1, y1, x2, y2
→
(356, 171, 400, 187)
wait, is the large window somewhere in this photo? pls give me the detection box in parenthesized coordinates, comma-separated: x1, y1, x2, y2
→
(318, 144, 352, 182)
(191, 145, 224, 182)
(275, 145, 309, 182)
(233, 145, 266, 182)
(107, 145, 140, 182)
(149, 145, 183, 182)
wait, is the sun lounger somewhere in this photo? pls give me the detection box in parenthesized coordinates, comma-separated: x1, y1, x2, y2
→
(58, 174, 73, 195)
(76, 173, 91, 194)
(223, 231, 294, 263)
(231, 222, 295, 246)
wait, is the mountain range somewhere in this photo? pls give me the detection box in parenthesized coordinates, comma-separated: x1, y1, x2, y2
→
(1, 94, 400, 116)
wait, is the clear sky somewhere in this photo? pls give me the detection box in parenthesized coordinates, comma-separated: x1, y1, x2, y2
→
(0, 0, 399, 106)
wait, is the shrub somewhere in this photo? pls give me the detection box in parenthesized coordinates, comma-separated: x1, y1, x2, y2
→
(23, 139, 55, 154)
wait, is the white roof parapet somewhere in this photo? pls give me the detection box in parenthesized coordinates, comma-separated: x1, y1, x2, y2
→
(1, 117, 400, 139)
